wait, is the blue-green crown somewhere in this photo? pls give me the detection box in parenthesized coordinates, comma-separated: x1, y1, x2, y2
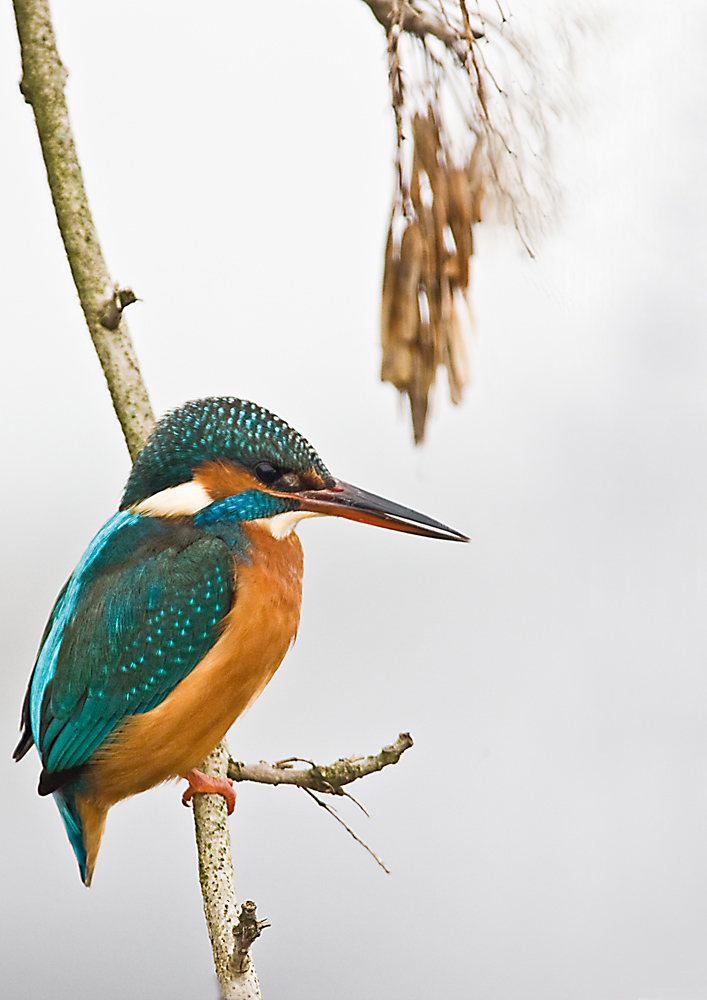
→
(120, 397, 333, 508)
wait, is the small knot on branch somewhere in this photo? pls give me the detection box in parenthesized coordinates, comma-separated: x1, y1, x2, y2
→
(231, 900, 270, 974)
(99, 284, 139, 330)
(19, 78, 32, 105)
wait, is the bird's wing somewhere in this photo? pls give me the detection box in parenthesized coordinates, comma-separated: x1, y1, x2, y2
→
(13, 578, 70, 763)
(26, 511, 236, 779)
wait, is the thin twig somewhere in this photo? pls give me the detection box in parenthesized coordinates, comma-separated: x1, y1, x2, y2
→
(302, 788, 391, 874)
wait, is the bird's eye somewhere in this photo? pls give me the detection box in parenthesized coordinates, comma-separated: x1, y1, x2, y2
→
(254, 461, 282, 485)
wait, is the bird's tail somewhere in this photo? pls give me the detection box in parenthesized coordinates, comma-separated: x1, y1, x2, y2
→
(54, 789, 107, 887)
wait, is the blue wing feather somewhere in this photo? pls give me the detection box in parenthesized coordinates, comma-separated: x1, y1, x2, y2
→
(30, 512, 236, 779)
(29, 512, 141, 746)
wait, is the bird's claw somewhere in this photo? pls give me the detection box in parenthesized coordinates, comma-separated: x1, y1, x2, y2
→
(181, 769, 236, 814)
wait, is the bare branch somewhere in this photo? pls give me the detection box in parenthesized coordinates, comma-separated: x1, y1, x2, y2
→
(228, 734, 415, 875)
(11, 4, 253, 995)
(193, 745, 262, 999)
(12, 0, 154, 461)
(228, 733, 414, 792)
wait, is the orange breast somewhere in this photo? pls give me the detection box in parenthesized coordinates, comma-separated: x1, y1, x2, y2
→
(87, 524, 304, 807)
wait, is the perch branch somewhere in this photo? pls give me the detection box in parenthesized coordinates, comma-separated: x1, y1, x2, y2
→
(11, 3, 252, 995)
(193, 745, 263, 999)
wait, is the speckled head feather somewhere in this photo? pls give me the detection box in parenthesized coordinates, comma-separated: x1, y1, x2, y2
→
(120, 397, 334, 509)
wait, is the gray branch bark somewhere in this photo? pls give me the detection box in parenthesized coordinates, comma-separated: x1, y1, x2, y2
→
(13, 0, 154, 461)
(193, 745, 262, 999)
(11, 3, 250, 996)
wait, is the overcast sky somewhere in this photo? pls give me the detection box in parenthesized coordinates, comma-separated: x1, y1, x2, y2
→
(2, 2, 707, 999)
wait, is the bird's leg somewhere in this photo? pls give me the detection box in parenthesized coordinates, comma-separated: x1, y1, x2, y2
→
(181, 768, 236, 814)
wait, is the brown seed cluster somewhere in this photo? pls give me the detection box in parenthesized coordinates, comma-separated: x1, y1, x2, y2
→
(381, 110, 482, 443)
(371, 0, 566, 444)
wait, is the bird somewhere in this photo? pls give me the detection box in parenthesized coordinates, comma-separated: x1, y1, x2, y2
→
(14, 396, 467, 886)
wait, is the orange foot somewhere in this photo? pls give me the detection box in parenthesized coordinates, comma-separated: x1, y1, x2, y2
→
(181, 769, 236, 815)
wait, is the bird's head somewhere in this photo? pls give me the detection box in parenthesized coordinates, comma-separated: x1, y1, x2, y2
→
(120, 397, 467, 542)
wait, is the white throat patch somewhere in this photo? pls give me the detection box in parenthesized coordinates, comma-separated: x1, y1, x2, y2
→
(252, 510, 323, 539)
(131, 480, 212, 517)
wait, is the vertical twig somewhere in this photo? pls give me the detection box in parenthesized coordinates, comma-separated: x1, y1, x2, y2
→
(12, 1, 255, 995)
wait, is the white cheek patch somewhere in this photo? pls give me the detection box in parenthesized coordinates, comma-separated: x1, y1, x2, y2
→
(253, 510, 324, 539)
(131, 480, 212, 517)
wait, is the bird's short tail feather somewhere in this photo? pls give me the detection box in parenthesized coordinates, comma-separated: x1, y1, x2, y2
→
(54, 789, 106, 887)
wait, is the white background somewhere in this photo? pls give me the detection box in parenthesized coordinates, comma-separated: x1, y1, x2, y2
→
(2, 2, 707, 998)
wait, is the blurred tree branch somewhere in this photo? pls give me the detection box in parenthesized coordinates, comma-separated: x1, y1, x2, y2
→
(362, 0, 482, 50)
(363, 0, 566, 442)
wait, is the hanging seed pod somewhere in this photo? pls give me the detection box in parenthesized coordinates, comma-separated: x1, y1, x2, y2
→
(381, 104, 478, 441)
(445, 294, 471, 406)
(381, 219, 424, 388)
(445, 166, 473, 287)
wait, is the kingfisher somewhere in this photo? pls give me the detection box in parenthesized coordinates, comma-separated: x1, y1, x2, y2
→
(14, 397, 467, 886)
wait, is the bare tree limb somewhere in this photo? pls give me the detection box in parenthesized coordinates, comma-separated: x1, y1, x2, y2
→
(229, 734, 415, 875)
(193, 745, 263, 999)
(12, 0, 154, 461)
(228, 733, 414, 792)
(11, 3, 254, 995)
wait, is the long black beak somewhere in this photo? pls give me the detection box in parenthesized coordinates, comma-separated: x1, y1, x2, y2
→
(291, 479, 469, 542)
